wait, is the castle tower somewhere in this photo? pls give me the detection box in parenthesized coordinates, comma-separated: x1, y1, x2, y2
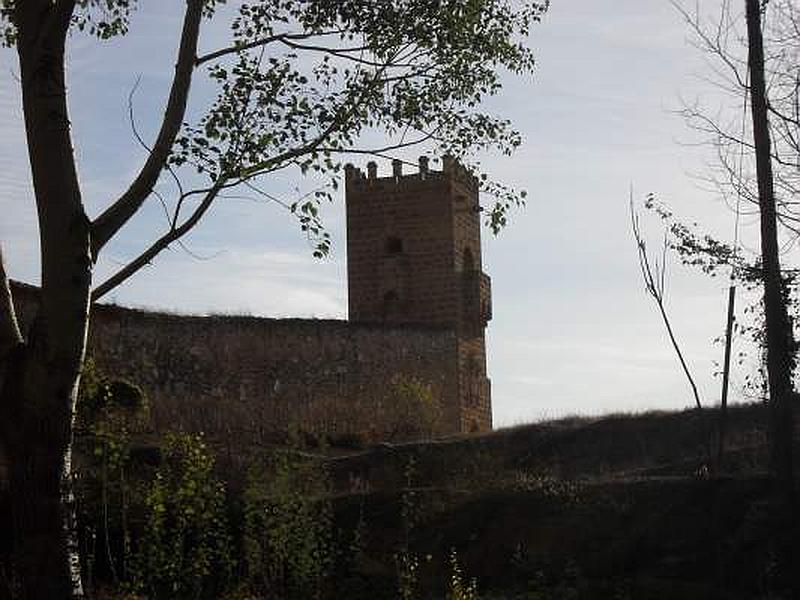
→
(344, 156, 492, 432)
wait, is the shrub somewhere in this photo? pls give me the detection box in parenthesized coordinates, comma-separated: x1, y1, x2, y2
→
(75, 360, 147, 587)
(446, 548, 479, 600)
(382, 376, 443, 442)
(131, 433, 233, 599)
(243, 433, 332, 599)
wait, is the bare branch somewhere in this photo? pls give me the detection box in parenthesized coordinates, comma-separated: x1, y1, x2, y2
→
(630, 191, 703, 409)
(91, 0, 204, 256)
(92, 180, 225, 300)
(279, 38, 419, 67)
(319, 126, 443, 156)
(126, 75, 187, 204)
(672, 0, 749, 91)
(195, 30, 342, 66)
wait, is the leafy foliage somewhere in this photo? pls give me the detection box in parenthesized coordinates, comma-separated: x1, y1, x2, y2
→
(132, 433, 233, 599)
(1, 0, 137, 46)
(446, 548, 479, 600)
(165, 0, 546, 254)
(242, 434, 333, 599)
(6, 0, 545, 298)
(642, 193, 799, 398)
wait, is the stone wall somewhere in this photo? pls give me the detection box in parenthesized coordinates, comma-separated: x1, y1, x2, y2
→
(11, 283, 460, 440)
(8, 157, 494, 440)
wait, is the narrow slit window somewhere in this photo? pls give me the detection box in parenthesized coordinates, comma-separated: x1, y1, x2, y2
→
(463, 247, 475, 271)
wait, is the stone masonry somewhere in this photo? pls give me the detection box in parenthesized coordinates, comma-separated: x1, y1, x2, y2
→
(11, 156, 493, 438)
(345, 156, 492, 432)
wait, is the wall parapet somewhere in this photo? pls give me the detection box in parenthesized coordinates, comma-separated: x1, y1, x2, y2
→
(345, 155, 479, 193)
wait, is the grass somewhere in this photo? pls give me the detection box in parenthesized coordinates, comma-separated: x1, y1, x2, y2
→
(10, 401, 795, 599)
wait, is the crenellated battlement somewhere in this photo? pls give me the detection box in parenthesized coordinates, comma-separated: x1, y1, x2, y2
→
(344, 155, 479, 193)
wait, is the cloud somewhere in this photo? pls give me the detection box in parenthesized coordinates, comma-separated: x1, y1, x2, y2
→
(96, 246, 346, 319)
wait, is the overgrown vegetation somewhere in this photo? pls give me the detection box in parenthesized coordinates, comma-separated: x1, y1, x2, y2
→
(445, 549, 478, 600)
(131, 433, 233, 598)
(75, 361, 146, 589)
(66, 366, 800, 599)
(72, 366, 470, 599)
(242, 432, 333, 599)
(298, 375, 445, 448)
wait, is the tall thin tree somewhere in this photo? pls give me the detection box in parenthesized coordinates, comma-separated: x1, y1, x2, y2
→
(744, 0, 796, 496)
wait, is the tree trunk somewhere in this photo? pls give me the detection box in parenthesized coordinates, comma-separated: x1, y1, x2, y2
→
(0, 3, 91, 597)
(745, 0, 796, 496)
(744, 0, 798, 592)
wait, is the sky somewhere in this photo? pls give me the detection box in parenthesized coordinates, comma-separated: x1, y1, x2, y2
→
(0, 1, 768, 427)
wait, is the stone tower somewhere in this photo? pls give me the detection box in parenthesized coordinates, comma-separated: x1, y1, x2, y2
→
(344, 156, 493, 432)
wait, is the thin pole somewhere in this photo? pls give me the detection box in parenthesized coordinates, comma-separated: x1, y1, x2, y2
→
(718, 284, 736, 466)
(718, 57, 748, 469)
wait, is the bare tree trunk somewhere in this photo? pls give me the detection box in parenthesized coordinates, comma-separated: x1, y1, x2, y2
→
(2, 3, 203, 591)
(0, 246, 22, 392)
(0, 2, 91, 597)
(745, 0, 798, 592)
(0, 246, 23, 595)
(745, 0, 796, 497)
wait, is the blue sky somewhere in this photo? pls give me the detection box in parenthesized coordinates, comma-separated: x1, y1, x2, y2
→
(1, 1, 766, 426)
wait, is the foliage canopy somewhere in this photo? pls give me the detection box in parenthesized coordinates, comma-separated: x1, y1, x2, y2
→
(3, 0, 545, 276)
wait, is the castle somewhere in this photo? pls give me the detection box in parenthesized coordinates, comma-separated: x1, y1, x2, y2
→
(14, 156, 493, 439)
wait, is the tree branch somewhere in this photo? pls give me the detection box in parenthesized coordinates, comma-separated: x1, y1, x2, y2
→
(195, 31, 340, 66)
(90, 0, 204, 256)
(279, 38, 410, 67)
(93, 39, 419, 298)
(92, 180, 225, 300)
(630, 193, 702, 409)
(671, 0, 750, 91)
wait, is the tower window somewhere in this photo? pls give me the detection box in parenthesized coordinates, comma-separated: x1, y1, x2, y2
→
(463, 247, 475, 272)
(386, 236, 404, 254)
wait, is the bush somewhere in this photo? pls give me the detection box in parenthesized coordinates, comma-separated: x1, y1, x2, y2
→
(75, 360, 148, 587)
(131, 433, 233, 599)
(382, 376, 443, 441)
(242, 433, 332, 599)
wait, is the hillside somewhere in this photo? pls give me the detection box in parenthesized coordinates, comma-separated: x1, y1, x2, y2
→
(8, 402, 794, 599)
(318, 403, 796, 599)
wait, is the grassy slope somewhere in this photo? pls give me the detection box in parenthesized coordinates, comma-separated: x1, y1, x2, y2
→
(323, 403, 797, 599)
